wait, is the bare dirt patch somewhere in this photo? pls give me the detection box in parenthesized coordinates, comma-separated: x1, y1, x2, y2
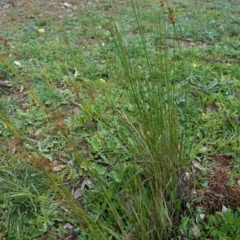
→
(0, 0, 86, 28)
(201, 155, 240, 212)
(202, 168, 240, 211)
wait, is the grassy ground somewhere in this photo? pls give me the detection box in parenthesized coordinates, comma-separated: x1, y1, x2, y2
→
(0, 0, 240, 239)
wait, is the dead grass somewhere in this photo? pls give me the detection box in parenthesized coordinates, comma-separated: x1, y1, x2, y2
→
(200, 155, 240, 212)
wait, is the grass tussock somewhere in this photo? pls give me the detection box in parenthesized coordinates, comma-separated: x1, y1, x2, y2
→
(0, 0, 240, 239)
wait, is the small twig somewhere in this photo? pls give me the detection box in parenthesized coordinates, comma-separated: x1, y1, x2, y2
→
(0, 80, 13, 88)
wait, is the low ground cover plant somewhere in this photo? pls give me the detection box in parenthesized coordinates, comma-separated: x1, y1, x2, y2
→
(0, 0, 240, 239)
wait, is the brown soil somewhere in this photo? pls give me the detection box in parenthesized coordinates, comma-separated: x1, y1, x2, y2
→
(201, 155, 240, 212)
(0, 0, 89, 28)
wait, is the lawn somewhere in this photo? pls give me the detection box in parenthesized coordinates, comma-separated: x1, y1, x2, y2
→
(0, 0, 240, 239)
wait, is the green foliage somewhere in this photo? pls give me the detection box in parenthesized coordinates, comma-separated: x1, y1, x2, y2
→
(0, 162, 58, 239)
(179, 208, 240, 239)
(0, 0, 240, 239)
